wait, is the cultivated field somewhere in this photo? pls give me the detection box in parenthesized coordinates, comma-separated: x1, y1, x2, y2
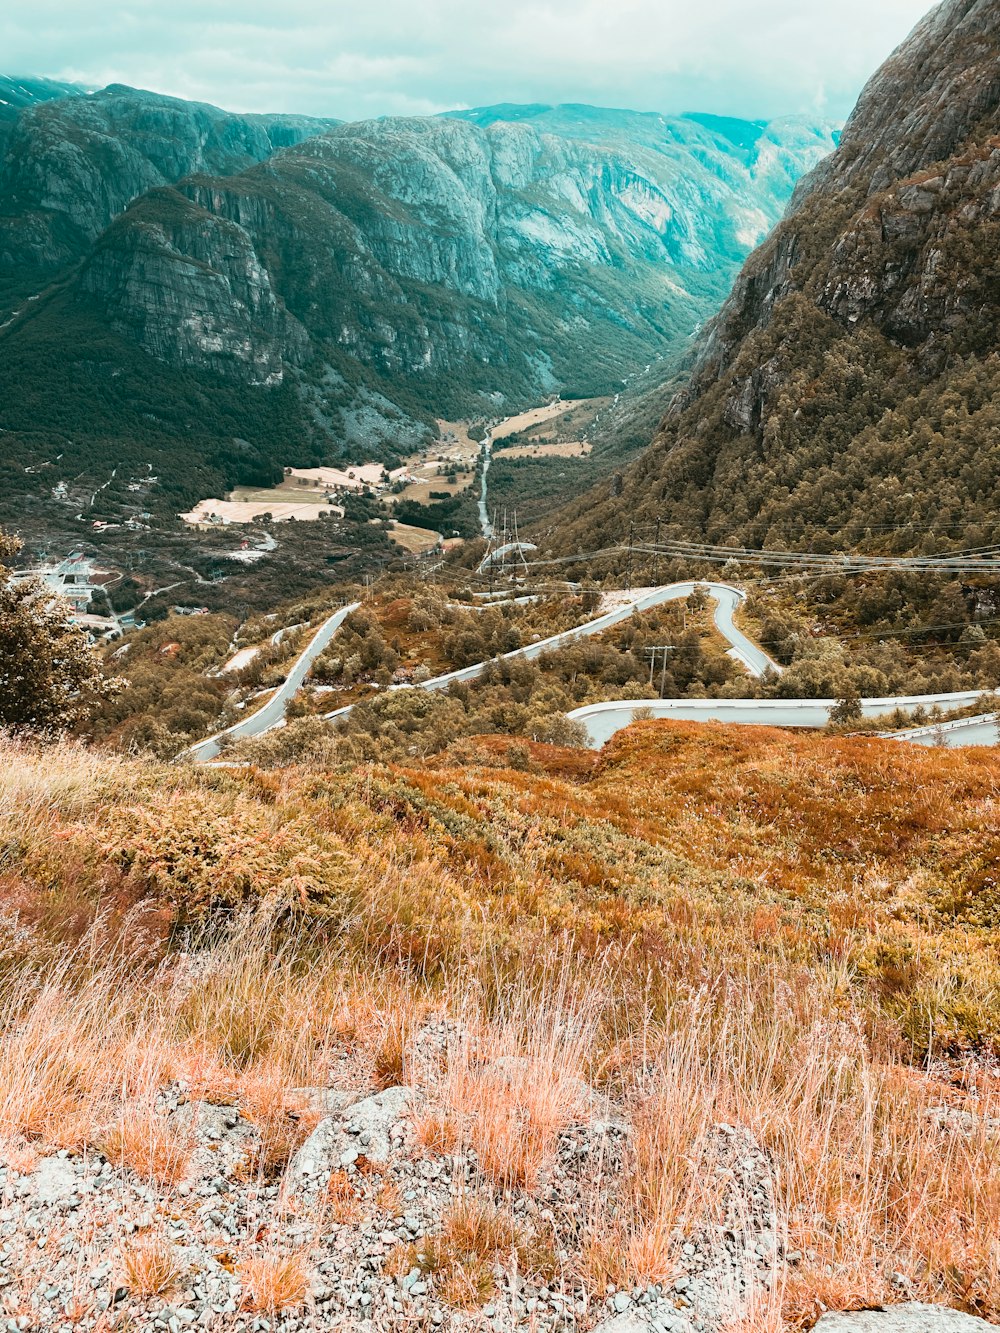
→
(386, 519, 442, 553)
(500, 440, 593, 459)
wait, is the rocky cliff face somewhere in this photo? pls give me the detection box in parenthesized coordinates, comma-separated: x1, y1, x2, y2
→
(0, 88, 834, 504)
(552, 0, 1000, 555)
(0, 77, 83, 185)
(0, 85, 336, 273)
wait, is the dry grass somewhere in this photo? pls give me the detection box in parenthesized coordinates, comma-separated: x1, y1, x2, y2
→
(4, 727, 1000, 1319)
(101, 1107, 190, 1187)
(326, 1168, 363, 1224)
(237, 1252, 308, 1313)
(406, 1197, 555, 1309)
(121, 1234, 185, 1298)
(437, 975, 596, 1191)
(371, 998, 418, 1090)
(0, 965, 166, 1149)
(237, 1062, 319, 1179)
(413, 1110, 459, 1155)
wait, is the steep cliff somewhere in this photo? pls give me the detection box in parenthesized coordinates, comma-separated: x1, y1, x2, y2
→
(0, 75, 82, 140)
(0, 85, 337, 279)
(551, 0, 1000, 556)
(0, 88, 834, 514)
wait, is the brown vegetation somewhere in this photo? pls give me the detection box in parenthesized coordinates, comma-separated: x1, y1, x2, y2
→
(3, 722, 1000, 1318)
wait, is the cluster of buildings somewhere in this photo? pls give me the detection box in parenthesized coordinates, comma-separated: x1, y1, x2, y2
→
(10, 552, 121, 639)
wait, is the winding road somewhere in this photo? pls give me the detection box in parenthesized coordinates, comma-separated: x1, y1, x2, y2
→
(320, 581, 779, 728)
(881, 712, 999, 748)
(477, 430, 494, 538)
(183, 603, 360, 763)
(185, 582, 997, 763)
(568, 693, 995, 750)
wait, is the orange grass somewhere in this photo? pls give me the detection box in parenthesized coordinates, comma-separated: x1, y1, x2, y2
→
(3, 728, 1000, 1319)
(237, 1252, 308, 1313)
(120, 1234, 185, 1298)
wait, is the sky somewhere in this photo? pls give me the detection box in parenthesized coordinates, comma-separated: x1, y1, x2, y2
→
(4, 0, 939, 124)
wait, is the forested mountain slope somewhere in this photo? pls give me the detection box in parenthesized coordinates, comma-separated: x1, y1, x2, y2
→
(550, 0, 1000, 557)
(0, 88, 834, 523)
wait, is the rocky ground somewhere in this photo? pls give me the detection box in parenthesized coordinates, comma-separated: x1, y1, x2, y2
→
(1, 1019, 993, 1333)
(0, 1015, 784, 1333)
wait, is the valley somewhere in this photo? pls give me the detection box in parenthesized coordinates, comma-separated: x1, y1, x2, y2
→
(7, 3, 1000, 1330)
(0, 86, 837, 582)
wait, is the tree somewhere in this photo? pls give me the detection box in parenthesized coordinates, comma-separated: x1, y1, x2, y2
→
(0, 528, 120, 732)
(829, 691, 864, 727)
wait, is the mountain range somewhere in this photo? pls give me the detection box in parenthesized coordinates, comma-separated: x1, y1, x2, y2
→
(0, 84, 835, 522)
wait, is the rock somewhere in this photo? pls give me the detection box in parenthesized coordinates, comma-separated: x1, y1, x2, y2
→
(925, 1105, 1000, 1136)
(22, 1158, 78, 1207)
(483, 1056, 627, 1131)
(290, 1086, 415, 1187)
(814, 1306, 994, 1333)
(593, 1314, 696, 1333)
(291, 1088, 360, 1118)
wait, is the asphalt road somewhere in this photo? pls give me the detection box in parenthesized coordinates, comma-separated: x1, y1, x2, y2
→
(186, 602, 360, 763)
(568, 692, 994, 749)
(186, 582, 997, 761)
(885, 712, 999, 748)
(322, 581, 780, 722)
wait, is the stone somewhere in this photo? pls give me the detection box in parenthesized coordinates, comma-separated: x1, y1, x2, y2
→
(22, 1158, 78, 1208)
(814, 1308, 994, 1333)
(926, 1105, 1000, 1136)
(591, 1315, 657, 1333)
(290, 1086, 415, 1187)
(292, 1088, 360, 1118)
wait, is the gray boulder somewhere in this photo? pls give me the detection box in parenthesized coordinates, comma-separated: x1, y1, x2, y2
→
(290, 1085, 414, 1188)
(816, 1305, 993, 1333)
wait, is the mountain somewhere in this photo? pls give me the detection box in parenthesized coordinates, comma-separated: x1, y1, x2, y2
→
(0, 87, 835, 525)
(550, 0, 1000, 558)
(0, 75, 84, 155)
(0, 84, 338, 284)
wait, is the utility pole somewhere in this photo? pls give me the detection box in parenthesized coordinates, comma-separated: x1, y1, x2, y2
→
(512, 509, 528, 578)
(625, 520, 634, 592)
(642, 646, 675, 697)
(653, 518, 661, 587)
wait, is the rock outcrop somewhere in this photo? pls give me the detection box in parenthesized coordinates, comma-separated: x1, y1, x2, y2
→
(815, 1306, 994, 1333)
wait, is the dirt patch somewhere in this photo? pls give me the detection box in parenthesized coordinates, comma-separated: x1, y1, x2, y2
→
(387, 522, 442, 554)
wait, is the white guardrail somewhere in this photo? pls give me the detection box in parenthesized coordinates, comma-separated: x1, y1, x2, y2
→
(181, 582, 998, 761)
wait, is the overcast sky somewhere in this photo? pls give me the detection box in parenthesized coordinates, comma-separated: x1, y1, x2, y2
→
(4, 1, 938, 124)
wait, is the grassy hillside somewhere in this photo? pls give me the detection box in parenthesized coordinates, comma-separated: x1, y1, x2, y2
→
(3, 723, 1000, 1325)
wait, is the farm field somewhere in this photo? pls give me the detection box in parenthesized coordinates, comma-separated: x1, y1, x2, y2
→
(500, 440, 593, 459)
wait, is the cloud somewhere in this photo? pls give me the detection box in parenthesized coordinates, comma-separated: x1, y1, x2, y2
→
(2, 0, 938, 123)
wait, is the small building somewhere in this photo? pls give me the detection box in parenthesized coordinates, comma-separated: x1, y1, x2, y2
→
(11, 552, 110, 613)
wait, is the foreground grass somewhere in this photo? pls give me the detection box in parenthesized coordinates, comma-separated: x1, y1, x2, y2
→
(2, 725, 1000, 1322)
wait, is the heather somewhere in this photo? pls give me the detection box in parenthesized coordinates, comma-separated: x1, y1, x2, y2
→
(2, 725, 1000, 1325)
